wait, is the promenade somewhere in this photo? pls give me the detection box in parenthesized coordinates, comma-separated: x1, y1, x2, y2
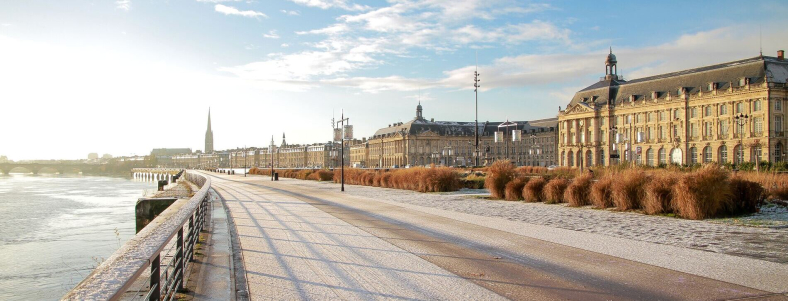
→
(205, 172, 788, 300)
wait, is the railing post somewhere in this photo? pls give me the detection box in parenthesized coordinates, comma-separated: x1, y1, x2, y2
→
(187, 216, 194, 262)
(176, 227, 184, 292)
(150, 254, 161, 301)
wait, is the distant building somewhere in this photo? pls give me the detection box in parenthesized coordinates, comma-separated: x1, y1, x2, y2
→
(102, 154, 112, 159)
(151, 148, 193, 167)
(88, 153, 99, 160)
(368, 103, 558, 167)
(0, 156, 8, 163)
(205, 108, 214, 153)
(558, 50, 788, 168)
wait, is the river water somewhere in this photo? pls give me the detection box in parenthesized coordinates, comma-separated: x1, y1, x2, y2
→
(0, 174, 154, 300)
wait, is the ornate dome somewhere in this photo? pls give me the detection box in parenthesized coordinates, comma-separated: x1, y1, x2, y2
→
(605, 47, 617, 66)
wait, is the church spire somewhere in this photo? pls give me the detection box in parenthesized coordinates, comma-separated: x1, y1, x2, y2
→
(205, 108, 214, 153)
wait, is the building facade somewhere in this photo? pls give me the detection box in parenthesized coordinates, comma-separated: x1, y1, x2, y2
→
(558, 50, 788, 168)
(368, 103, 558, 168)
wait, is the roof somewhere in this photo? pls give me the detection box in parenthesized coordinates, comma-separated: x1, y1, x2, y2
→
(372, 117, 558, 138)
(566, 55, 788, 110)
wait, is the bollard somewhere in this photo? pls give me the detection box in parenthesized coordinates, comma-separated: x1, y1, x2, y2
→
(274, 172, 279, 181)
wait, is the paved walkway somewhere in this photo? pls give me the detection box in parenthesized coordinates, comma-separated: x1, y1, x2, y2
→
(206, 172, 788, 300)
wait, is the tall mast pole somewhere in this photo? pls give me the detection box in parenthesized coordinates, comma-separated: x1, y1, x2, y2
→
(474, 51, 481, 167)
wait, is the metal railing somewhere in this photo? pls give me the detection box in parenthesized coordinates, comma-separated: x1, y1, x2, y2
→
(63, 171, 210, 301)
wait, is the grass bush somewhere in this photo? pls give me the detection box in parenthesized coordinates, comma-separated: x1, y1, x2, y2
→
(484, 160, 516, 199)
(611, 169, 649, 210)
(590, 175, 614, 208)
(523, 177, 546, 202)
(543, 178, 569, 204)
(672, 166, 732, 219)
(728, 177, 765, 215)
(504, 177, 528, 201)
(564, 174, 593, 207)
(643, 173, 679, 215)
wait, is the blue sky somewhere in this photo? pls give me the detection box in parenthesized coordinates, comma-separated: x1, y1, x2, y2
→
(2, 0, 788, 160)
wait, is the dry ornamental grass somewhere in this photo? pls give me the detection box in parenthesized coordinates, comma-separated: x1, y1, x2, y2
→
(523, 177, 547, 202)
(504, 177, 529, 201)
(611, 169, 649, 210)
(484, 161, 516, 199)
(590, 176, 614, 208)
(543, 178, 569, 204)
(564, 174, 593, 207)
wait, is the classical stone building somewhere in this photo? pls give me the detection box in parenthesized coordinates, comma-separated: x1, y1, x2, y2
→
(368, 103, 558, 168)
(558, 50, 788, 168)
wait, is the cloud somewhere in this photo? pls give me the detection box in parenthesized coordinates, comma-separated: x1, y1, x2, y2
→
(287, 0, 370, 11)
(322, 76, 436, 93)
(296, 23, 349, 35)
(116, 0, 131, 11)
(281, 43, 289, 47)
(262, 30, 279, 39)
(197, 0, 241, 2)
(281, 9, 300, 16)
(214, 4, 267, 18)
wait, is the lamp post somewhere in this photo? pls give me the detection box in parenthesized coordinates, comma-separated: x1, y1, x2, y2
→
(244, 145, 247, 177)
(270, 136, 275, 181)
(334, 110, 350, 191)
(474, 65, 481, 167)
(610, 126, 619, 165)
(498, 120, 517, 162)
(734, 113, 749, 169)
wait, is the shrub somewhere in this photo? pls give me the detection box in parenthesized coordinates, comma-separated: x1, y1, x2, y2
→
(504, 177, 528, 201)
(672, 166, 732, 219)
(643, 173, 678, 215)
(611, 169, 649, 210)
(590, 175, 614, 208)
(484, 160, 516, 199)
(543, 178, 569, 204)
(728, 177, 764, 215)
(564, 174, 593, 207)
(523, 177, 546, 202)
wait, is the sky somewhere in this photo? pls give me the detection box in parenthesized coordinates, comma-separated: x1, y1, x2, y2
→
(2, 0, 788, 160)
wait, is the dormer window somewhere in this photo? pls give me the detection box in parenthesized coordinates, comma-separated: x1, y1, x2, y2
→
(629, 95, 636, 102)
(651, 91, 658, 99)
(677, 87, 684, 95)
(708, 83, 714, 91)
(739, 78, 746, 86)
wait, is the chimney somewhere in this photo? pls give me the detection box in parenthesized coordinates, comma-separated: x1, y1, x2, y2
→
(778, 50, 785, 60)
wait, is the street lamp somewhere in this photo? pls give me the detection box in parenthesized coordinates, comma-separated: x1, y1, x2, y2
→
(734, 113, 749, 169)
(474, 60, 481, 167)
(334, 110, 351, 191)
(610, 126, 619, 165)
(497, 120, 517, 161)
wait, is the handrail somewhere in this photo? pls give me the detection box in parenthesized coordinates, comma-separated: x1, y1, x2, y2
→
(63, 171, 210, 301)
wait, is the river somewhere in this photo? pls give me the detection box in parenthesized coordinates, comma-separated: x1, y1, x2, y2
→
(0, 174, 154, 300)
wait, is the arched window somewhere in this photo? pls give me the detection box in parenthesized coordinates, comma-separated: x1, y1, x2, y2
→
(753, 145, 762, 163)
(658, 148, 667, 165)
(733, 145, 743, 164)
(647, 148, 655, 166)
(567, 151, 574, 166)
(599, 150, 605, 166)
(586, 150, 593, 167)
(703, 146, 712, 163)
(690, 147, 698, 164)
(719, 146, 728, 163)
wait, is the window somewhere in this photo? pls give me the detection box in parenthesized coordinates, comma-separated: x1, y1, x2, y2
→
(600, 118, 605, 126)
(647, 149, 655, 166)
(703, 146, 712, 163)
(754, 100, 762, 111)
(720, 120, 728, 136)
(660, 111, 667, 121)
(674, 109, 681, 120)
(626, 115, 632, 124)
(690, 123, 698, 138)
(673, 125, 679, 138)
(658, 148, 667, 165)
(704, 122, 713, 137)
(736, 102, 744, 113)
(648, 112, 654, 122)
(648, 127, 654, 140)
(720, 105, 728, 115)
(660, 126, 667, 139)
(705, 106, 712, 117)
(776, 116, 783, 134)
(691, 107, 698, 118)
(776, 100, 782, 111)
(753, 146, 762, 163)
(720, 146, 728, 163)
(739, 78, 746, 86)
(754, 117, 763, 134)
(708, 83, 714, 91)
(599, 150, 605, 166)
(636, 114, 643, 123)
(690, 147, 698, 164)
